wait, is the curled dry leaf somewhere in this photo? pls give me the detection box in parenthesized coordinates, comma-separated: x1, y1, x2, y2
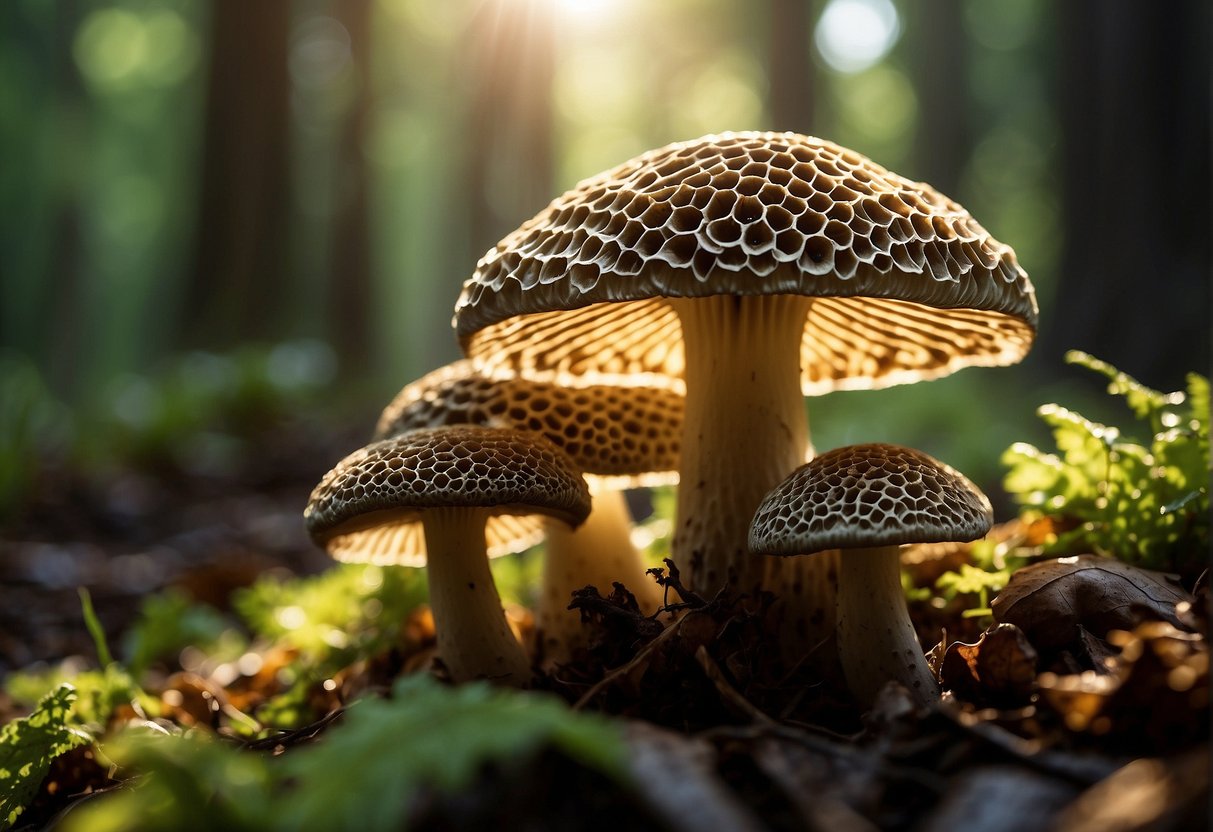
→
(990, 555, 1193, 652)
(940, 623, 1038, 707)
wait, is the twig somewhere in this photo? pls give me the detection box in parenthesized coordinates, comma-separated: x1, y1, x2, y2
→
(694, 645, 774, 725)
(243, 705, 347, 752)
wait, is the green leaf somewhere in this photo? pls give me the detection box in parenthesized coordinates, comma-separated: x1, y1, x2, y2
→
(78, 587, 114, 668)
(61, 729, 273, 832)
(1066, 350, 1181, 421)
(0, 685, 91, 829)
(1162, 491, 1202, 516)
(935, 563, 1010, 597)
(279, 675, 628, 832)
(1187, 373, 1210, 439)
(1004, 355, 1208, 572)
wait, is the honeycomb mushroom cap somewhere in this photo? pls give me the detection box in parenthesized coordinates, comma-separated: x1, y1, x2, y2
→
(749, 443, 993, 555)
(305, 426, 591, 567)
(455, 131, 1038, 394)
(375, 360, 682, 488)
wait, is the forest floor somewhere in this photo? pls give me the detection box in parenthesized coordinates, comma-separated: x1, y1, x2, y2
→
(0, 415, 1208, 832)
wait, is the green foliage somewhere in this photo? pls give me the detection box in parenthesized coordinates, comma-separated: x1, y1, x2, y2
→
(121, 590, 238, 677)
(64, 730, 274, 832)
(1002, 352, 1209, 573)
(935, 563, 1010, 620)
(98, 341, 335, 475)
(63, 676, 627, 832)
(277, 675, 627, 831)
(637, 485, 676, 562)
(0, 685, 91, 829)
(5, 661, 155, 735)
(78, 587, 114, 668)
(233, 563, 424, 726)
(488, 547, 544, 607)
(234, 563, 422, 661)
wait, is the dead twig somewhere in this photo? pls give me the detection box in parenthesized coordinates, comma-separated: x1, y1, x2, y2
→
(242, 705, 347, 753)
(694, 645, 774, 725)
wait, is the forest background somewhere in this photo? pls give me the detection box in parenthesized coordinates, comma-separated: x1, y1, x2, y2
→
(1, 0, 1209, 507)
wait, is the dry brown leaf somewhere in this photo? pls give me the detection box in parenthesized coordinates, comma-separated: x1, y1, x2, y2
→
(940, 623, 1038, 706)
(990, 555, 1193, 652)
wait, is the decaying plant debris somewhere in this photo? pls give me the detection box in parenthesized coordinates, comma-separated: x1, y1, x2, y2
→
(2, 490, 1207, 831)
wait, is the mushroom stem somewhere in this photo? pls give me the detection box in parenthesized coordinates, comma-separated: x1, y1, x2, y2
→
(672, 293, 811, 596)
(537, 488, 662, 665)
(835, 544, 938, 707)
(422, 507, 532, 686)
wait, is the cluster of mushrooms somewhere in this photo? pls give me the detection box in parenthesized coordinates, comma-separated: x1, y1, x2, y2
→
(304, 132, 1038, 706)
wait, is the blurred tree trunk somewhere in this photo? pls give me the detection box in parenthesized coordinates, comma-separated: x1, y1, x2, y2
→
(1047, 2, 1210, 387)
(767, 0, 816, 134)
(45, 0, 87, 396)
(183, 0, 291, 349)
(462, 0, 555, 265)
(910, 0, 968, 192)
(329, 0, 373, 375)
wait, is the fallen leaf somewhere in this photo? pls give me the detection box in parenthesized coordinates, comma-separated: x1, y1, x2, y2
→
(990, 555, 1192, 652)
(1037, 622, 1209, 754)
(940, 624, 1037, 706)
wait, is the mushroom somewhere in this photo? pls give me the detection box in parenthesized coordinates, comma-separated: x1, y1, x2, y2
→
(748, 443, 992, 707)
(374, 360, 682, 663)
(304, 426, 590, 686)
(452, 132, 1037, 602)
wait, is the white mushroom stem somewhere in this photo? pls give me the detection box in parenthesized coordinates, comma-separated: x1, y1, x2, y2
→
(537, 488, 663, 665)
(835, 545, 938, 707)
(671, 293, 811, 596)
(422, 507, 532, 686)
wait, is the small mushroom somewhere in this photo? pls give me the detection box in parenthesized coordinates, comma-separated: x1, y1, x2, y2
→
(749, 443, 992, 707)
(304, 426, 590, 686)
(374, 360, 682, 664)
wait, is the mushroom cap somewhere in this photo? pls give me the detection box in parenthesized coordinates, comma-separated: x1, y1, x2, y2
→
(455, 132, 1037, 394)
(374, 360, 682, 488)
(305, 426, 591, 567)
(749, 443, 993, 555)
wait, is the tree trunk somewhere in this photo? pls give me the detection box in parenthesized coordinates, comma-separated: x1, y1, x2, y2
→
(1047, 2, 1210, 388)
(183, 0, 291, 350)
(909, 0, 968, 193)
(329, 0, 374, 376)
(767, 0, 816, 134)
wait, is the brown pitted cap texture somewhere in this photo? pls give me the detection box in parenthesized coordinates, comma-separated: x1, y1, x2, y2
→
(455, 131, 1038, 394)
(305, 426, 590, 567)
(374, 360, 682, 487)
(749, 443, 993, 555)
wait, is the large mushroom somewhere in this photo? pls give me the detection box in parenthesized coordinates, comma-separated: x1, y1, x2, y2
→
(373, 360, 682, 662)
(304, 426, 590, 686)
(453, 132, 1037, 601)
(749, 443, 992, 707)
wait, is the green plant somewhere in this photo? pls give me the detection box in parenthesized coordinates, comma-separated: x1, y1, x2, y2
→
(60, 676, 627, 832)
(0, 686, 92, 829)
(121, 589, 241, 677)
(1002, 352, 1208, 574)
